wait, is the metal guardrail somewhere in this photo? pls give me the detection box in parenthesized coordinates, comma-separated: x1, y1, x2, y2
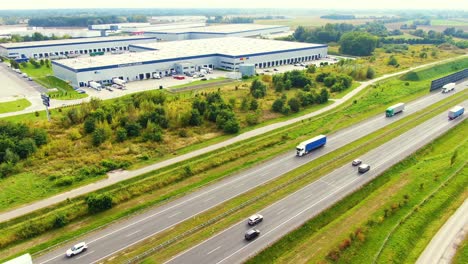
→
(125, 93, 467, 263)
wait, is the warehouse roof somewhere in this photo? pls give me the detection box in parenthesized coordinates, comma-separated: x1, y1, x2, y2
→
(0, 35, 155, 48)
(145, 24, 287, 34)
(53, 37, 326, 70)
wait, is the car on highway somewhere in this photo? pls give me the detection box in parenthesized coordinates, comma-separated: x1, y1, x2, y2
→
(358, 164, 371, 173)
(247, 214, 263, 226)
(245, 229, 260, 241)
(66, 242, 87, 257)
(352, 159, 362, 166)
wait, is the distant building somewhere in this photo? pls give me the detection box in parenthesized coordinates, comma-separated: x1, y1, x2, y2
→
(0, 36, 157, 59)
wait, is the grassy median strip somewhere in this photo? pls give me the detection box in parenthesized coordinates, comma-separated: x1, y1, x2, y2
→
(0, 60, 466, 260)
(247, 121, 467, 264)
(0, 99, 31, 114)
(105, 94, 467, 262)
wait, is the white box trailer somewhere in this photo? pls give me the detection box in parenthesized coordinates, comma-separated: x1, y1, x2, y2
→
(89, 81, 102, 91)
(112, 78, 126, 86)
(386, 103, 405, 117)
(442, 83, 455, 93)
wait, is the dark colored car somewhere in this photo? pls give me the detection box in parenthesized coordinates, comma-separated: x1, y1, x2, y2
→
(247, 214, 263, 226)
(245, 229, 260, 241)
(358, 164, 371, 173)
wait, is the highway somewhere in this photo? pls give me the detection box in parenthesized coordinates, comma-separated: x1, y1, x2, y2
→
(167, 102, 467, 264)
(32, 82, 467, 264)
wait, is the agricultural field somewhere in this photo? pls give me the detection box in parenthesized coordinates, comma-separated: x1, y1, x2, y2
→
(248, 119, 467, 264)
(1, 56, 466, 260)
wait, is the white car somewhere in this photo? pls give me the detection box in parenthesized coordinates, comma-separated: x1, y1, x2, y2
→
(247, 214, 264, 226)
(66, 242, 88, 257)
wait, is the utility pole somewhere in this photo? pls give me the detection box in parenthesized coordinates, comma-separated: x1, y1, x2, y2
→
(40, 93, 51, 121)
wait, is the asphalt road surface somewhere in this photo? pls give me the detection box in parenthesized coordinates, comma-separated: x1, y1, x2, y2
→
(32, 88, 466, 263)
(167, 102, 467, 264)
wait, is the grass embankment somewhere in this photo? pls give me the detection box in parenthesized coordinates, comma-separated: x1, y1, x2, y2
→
(453, 237, 468, 264)
(167, 77, 229, 90)
(0, 58, 466, 260)
(0, 99, 31, 114)
(17, 62, 87, 100)
(247, 121, 467, 264)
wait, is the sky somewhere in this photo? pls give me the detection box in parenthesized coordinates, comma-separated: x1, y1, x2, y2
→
(0, 0, 467, 10)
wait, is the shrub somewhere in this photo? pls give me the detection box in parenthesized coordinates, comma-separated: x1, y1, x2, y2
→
(272, 99, 285, 112)
(92, 128, 107, 146)
(339, 238, 351, 251)
(245, 113, 259, 126)
(288, 98, 301, 113)
(116, 127, 127, 142)
(223, 119, 240, 134)
(55, 176, 74, 186)
(86, 194, 113, 213)
(53, 214, 68, 228)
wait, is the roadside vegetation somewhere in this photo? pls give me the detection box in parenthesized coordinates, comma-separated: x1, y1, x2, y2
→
(453, 237, 468, 264)
(0, 99, 31, 114)
(0, 55, 466, 260)
(247, 121, 467, 264)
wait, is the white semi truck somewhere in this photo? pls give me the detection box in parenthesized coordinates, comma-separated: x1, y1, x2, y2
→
(89, 81, 102, 91)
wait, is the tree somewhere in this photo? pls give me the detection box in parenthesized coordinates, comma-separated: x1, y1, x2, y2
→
(116, 127, 127, 142)
(339, 32, 379, 56)
(366, 67, 375, 79)
(86, 194, 113, 213)
(92, 128, 106, 146)
(249, 99, 259, 111)
(125, 122, 142, 137)
(317, 88, 330, 104)
(189, 109, 202, 126)
(15, 138, 37, 159)
(288, 98, 301, 113)
(387, 56, 398, 66)
(84, 117, 96, 134)
(223, 119, 240, 134)
(250, 79, 267, 98)
(272, 99, 285, 112)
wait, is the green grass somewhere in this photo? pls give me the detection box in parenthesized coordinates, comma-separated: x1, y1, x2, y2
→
(247, 120, 467, 264)
(168, 77, 229, 90)
(400, 58, 468, 81)
(385, 33, 423, 40)
(453, 237, 468, 264)
(0, 99, 31, 114)
(17, 62, 87, 100)
(430, 19, 468, 26)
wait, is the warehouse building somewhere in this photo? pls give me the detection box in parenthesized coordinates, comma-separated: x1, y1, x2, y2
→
(0, 36, 157, 59)
(52, 37, 327, 87)
(144, 24, 290, 41)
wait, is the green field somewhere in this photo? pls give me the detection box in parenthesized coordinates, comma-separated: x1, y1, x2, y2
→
(0, 99, 31, 114)
(430, 19, 468, 26)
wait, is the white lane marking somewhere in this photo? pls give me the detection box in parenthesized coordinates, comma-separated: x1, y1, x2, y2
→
(216, 176, 363, 264)
(303, 193, 315, 200)
(319, 179, 336, 188)
(38, 254, 62, 264)
(235, 183, 245, 188)
(204, 196, 215, 202)
(276, 208, 286, 215)
(76, 250, 94, 259)
(125, 230, 141, 237)
(207, 246, 221, 255)
(168, 212, 181, 218)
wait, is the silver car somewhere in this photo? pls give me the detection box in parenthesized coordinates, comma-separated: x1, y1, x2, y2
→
(66, 242, 88, 257)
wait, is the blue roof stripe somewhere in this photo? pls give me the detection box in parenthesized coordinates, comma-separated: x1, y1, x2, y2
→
(2, 37, 157, 50)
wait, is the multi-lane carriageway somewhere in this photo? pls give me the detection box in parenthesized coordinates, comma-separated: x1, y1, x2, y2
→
(34, 84, 467, 264)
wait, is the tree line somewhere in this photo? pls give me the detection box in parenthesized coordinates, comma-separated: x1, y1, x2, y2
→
(28, 15, 147, 27)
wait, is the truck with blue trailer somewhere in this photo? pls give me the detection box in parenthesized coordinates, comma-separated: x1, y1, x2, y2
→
(448, 106, 464, 120)
(385, 103, 405, 117)
(296, 135, 327, 157)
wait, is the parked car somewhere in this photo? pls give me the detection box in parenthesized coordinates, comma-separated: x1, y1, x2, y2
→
(358, 164, 371, 173)
(201, 77, 208, 81)
(66, 242, 87, 257)
(264, 69, 271, 72)
(76, 89, 86, 94)
(247, 214, 263, 226)
(352, 159, 362, 166)
(27, 77, 33, 81)
(245, 229, 260, 241)
(273, 68, 278, 71)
